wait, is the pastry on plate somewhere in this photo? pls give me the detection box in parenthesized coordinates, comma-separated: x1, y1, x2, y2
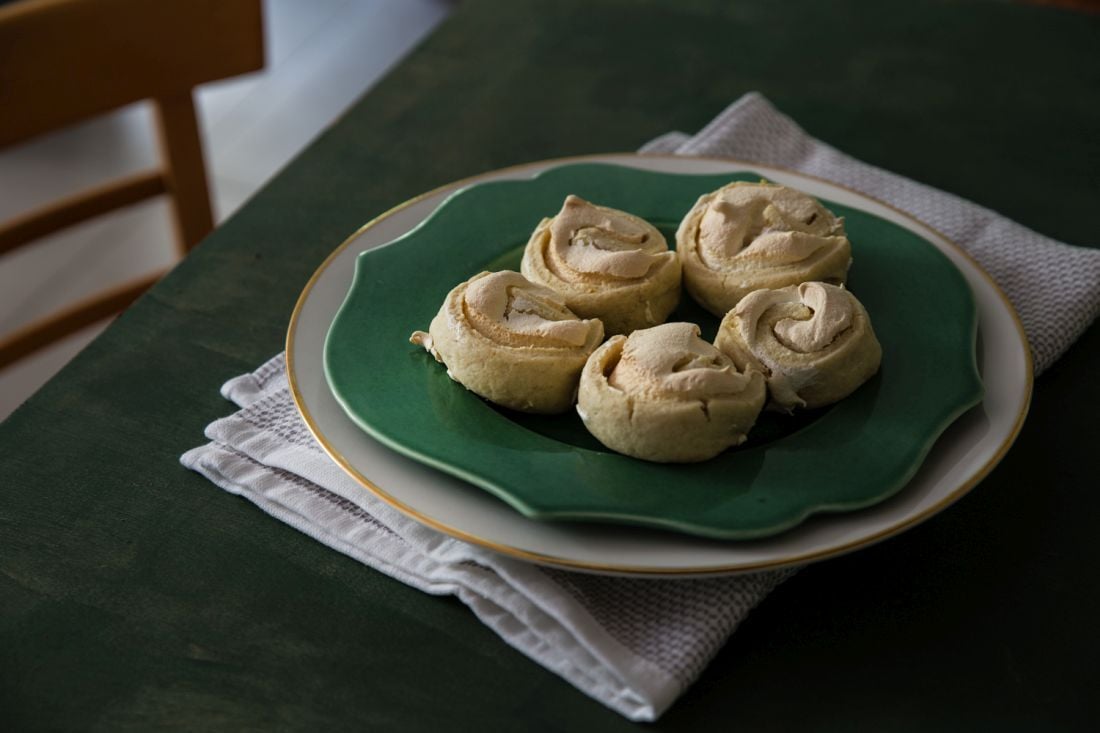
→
(676, 181, 852, 315)
(411, 270, 604, 414)
(577, 322, 765, 463)
(521, 194, 681, 335)
(715, 281, 881, 411)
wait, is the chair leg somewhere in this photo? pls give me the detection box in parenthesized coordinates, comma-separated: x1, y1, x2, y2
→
(154, 91, 214, 255)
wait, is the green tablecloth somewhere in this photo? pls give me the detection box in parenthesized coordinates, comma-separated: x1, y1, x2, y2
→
(3, 0, 1098, 729)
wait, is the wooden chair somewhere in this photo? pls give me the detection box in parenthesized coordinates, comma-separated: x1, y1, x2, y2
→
(0, 0, 264, 368)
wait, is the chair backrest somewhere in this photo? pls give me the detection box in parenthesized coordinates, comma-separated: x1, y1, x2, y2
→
(0, 0, 263, 368)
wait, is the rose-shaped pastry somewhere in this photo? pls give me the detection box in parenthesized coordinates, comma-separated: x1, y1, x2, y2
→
(411, 270, 604, 414)
(676, 181, 852, 315)
(577, 322, 765, 463)
(715, 282, 881, 412)
(521, 195, 681, 335)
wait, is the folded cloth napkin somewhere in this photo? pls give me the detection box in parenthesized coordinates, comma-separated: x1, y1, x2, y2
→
(643, 92, 1100, 373)
(182, 92, 1099, 722)
(183, 353, 795, 721)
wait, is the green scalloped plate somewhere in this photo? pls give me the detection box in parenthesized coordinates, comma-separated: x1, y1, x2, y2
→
(323, 163, 983, 540)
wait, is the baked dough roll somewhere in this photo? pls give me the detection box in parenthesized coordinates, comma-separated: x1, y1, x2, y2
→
(577, 322, 765, 463)
(676, 181, 852, 315)
(411, 270, 604, 414)
(521, 195, 681, 335)
(715, 282, 881, 412)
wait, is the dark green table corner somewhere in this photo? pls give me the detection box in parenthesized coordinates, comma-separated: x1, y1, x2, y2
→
(2, 1, 1098, 730)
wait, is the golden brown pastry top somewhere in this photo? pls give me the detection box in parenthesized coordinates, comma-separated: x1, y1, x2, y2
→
(461, 270, 598, 347)
(734, 281, 853, 354)
(688, 182, 847, 271)
(606, 322, 755, 400)
(721, 281, 880, 410)
(545, 195, 669, 281)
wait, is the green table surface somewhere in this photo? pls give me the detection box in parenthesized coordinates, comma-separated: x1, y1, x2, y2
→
(3, 0, 1098, 729)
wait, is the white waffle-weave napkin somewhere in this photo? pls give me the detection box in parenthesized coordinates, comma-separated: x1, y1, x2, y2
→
(182, 93, 1099, 722)
(183, 353, 793, 721)
(643, 92, 1100, 373)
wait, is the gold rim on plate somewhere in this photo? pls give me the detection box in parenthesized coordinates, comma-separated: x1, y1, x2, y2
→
(285, 153, 1034, 575)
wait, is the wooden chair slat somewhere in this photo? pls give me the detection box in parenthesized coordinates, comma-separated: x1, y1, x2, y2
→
(0, 272, 163, 368)
(0, 0, 264, 371)
(0, 171, 167, 256)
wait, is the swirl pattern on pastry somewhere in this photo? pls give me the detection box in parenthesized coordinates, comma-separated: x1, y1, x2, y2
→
(577, 322, 765, 462)
(521, 195, 681, 335)
(411, 270, 604, 413)
(714, 282, 881, 411)
(676, 181, 852, 315)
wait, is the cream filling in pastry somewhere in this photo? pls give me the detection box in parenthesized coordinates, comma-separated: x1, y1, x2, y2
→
(521, 195, 681, 335)
(695, 186, 844, 269)
(411, 270, 604, 414)
(548, 195, 666, 280)
(677, 182, 852, 315)
(464, 271, 593, 347)
(606, 322, 753, 401)
(737, 281, 853, 354)
(718, 281, 881, 411)
(576, 322, 765, 463)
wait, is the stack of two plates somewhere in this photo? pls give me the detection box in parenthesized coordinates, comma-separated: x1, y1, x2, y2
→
(287, 154, 1031, 577)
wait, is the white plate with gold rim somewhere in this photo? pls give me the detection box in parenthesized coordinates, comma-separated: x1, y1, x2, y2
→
(286, 153, 1031, 576)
